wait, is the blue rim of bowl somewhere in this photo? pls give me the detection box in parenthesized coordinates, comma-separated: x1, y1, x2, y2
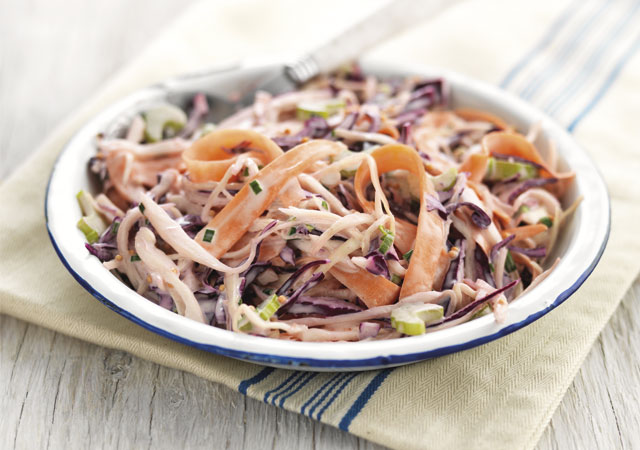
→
(45, 164, 611, 370)
(43, 60, 612, 369)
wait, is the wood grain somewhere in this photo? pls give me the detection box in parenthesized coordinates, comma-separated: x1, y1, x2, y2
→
(0, 1, 638, 449)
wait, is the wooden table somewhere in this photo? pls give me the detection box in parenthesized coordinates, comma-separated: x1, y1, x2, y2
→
(2, 1, 638, 448)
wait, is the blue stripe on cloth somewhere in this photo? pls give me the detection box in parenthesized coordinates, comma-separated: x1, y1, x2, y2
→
(271, 372, 313, 405)
(301, 373, 343, 415)
(500, 0, 582, 88)
(338, 368, 394, 431)
(278, 373, 318, 408)
(316, 373, 359, 420)
(567, 32, 640, 132)
(544, 1, 640, 115)
(263, 371, 301, 403)
(238, 367, 275, 395)
(518, 0, 609, 100)
(307, 374, 350, 418)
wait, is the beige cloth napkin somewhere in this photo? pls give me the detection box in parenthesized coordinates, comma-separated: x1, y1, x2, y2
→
(2, 1, 640, 449)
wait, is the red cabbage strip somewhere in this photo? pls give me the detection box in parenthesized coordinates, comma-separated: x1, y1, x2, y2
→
(426, 194, 447, 215)
(393, 108, 427, 125)
(364, 251, 390, 279)
(336, 112, 358, 130)
(507, 178, 558, 204)
(359, 322, 381, 339)
(272, 117, 331, 150)
(176, 214, 205, 238)
(474, 247, 495, 287)
(278, 272, 325, 314)
(85, 217, 120, 261)
(509, 245, 547, 258)
(276, 259, 328, 296)
(445, 202, 491, 228)
(429, 279, 519, 327)
(490, 234, 516, 262)
(398, 123, 411, 144)
(279, 246, 296, 265)
(179, 93, 209, 138)
(443, 239, 466, 290)
(286, 296, 363, 316)
(365, 112, 381, 132)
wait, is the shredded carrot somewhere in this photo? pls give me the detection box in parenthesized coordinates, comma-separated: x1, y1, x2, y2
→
(182, 129, 283, 182)
(454, 107, 512, 131)
(330, 266, 400, 309)
(196, 139, 344, 258)
(502, 224, 548, 241)
(354, 144, 449, 300)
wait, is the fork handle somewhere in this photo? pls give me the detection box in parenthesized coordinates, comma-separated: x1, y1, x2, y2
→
(285, 0, 462, 84)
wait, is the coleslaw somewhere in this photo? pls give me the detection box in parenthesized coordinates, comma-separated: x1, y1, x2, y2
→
(78, 66, 578, 342)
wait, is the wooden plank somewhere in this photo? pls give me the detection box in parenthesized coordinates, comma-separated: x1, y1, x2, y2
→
(537, 281, 640, 450)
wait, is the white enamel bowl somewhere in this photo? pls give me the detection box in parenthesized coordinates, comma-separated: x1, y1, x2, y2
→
(45, 60, 610, 371)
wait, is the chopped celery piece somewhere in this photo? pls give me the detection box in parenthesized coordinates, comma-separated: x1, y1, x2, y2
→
(143, 103, 187, 142)
(321, 200, 329, 210)
(76, 190, 95, 216)
(402, 249, 413, 262)
(296, 99, 345, 120)
(76, 190, 106, 243)
(431, 167, 458, 191)
(257, 294, 282, 321)
(77, 216, 100, 244)
(238, 317, 253, 332)
(485, 157, 537, 181)
(391, 303, 444, 336)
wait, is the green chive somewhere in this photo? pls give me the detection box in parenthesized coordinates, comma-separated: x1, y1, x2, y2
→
(138, 203, 145, 214)
(243, 167, 249, 177)
(378, 225, 395, 254)
(321, 200, 328, 210)
(305, 224, 314, 232)
(258, 165, 264, 170)
(111, 221, 120, 234)
(288, 227, 296, 236)
(249, 180, 262, 194)
(130, 254, 141, 262)
(505, 251, 516, 273)
(489, 262, 495, 273)
(391, 274, 402, 285)
(539, 217, 553, 228)
(402, 250, 413, 262)
(203, 228, 215, 243)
